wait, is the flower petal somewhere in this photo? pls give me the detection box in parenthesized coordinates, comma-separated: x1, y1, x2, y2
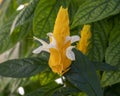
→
(70, 35, 80, 43)
(66, 46, 75, 60)
(65, 36, 71, 43)
(33, 46, 49, 54)
(65, 35, 80, 44)
(33, 36, 48, 46)
(33, 46, 43, 54)
(33, 36, 49, 54)
(47, 33, 57, 49)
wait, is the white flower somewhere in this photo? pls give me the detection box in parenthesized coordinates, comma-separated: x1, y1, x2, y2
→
(33, 33, 80, 60)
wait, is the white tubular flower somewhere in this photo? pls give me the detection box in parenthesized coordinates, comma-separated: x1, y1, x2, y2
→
(33, 37, 49, 54)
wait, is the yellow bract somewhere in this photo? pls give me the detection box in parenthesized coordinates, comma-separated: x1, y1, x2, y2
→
(53, 6, 70, 49)
(77, 25, 91, 54)
(49, 7, 71, 75)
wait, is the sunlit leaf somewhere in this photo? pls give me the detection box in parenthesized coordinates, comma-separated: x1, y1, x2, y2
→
(32, 71, 58, 85)
(77, 92, 87, 96)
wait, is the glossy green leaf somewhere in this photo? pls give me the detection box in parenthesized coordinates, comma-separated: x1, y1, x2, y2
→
(71, 0, 120, 28)
(65, 49, 103, 96)
(0, 57, 48, 78)
(101, 14, 120, 86)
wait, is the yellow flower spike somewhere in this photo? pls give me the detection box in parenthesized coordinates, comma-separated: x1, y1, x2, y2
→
(77, 25, 91, 54)
(49, 7, 71, 75)
(33, 6, 80, 76)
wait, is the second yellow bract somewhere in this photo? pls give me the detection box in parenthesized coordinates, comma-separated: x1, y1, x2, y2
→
(77, 25, 91, 54)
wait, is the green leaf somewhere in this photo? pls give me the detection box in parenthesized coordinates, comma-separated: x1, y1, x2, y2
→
(10, 21, 33, 45)
(25, 82, 62, 96)
(0, 0, 37, 54)
(33, 0, 71, 38)
(104, 83, 120, 96)
(10, 0, 39, 32)
(31, 71, 58, 85)
(52, 88, 79, 96)
(101, 14, 120, 86)
(0, 57, 48, 78)
(0, 0, 18, 26)
(0, 20, 33, 54)
(71, 0, 120, 28)
(0, 21, 12, 53)
(77, 92, 87, 96)
(87, 19, 110, 61)
(0, 77, 22, 95)
(52, 81, 80, 96)
(68, 0, 87, 23)
(93, 62, 117, 71)
(65, 49, 103, 96)
(17, 0, 30, 4)
(0, 77, 15, 91)
(19, 34, 34, 58)
(33, 0, 58, 38)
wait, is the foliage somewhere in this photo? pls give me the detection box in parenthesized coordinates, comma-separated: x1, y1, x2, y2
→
(0, 0, 120, 96)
